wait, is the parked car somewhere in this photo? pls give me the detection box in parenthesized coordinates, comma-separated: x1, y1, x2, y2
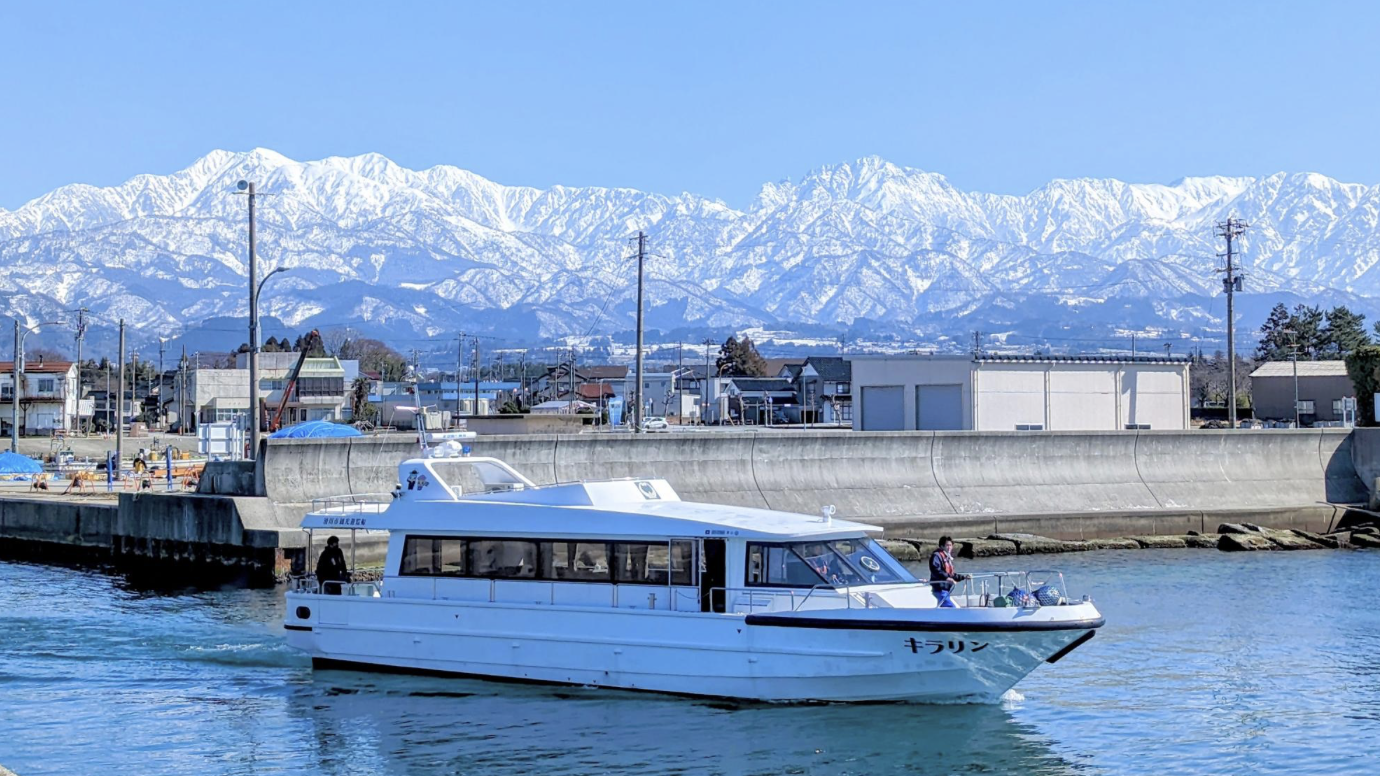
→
(641, 416, 669, 431)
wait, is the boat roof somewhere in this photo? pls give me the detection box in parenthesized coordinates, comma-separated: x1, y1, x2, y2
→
(302, 456, 878, 541)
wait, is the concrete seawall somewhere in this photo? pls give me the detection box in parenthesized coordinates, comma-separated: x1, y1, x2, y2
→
(6, 428, 1374, 585)
(258, 428, 1370, 539)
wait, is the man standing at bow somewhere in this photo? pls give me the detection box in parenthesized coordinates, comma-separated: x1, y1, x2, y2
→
(929, 536, 968, 608)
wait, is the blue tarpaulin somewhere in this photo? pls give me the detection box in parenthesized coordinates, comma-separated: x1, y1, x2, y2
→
(0, 451, 44, 474)
(268, 420, 363, 439)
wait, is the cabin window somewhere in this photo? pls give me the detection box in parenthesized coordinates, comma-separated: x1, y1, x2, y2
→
(468, 539, 540, 579)
(547, 542, 610, 582)
(393, 537, 697, 584)
(611, 541, 695, 586)
(399, 536, 466, 576)
(746, 539, 917, 588)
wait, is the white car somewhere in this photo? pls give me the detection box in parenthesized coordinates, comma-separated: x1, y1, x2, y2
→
(641, 416, 669, 431)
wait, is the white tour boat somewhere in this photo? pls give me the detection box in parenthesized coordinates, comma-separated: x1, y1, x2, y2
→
(284, 450, 1104, 703)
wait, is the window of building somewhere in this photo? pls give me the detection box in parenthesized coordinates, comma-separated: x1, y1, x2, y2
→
(37, 378, 55, 393)
(297, 377, 345, 397)
(1015, 424, 1044, 431)
(1297, 400, 1316, 415)
(1333, 400, 1344, 416)
(1125, 423, 1151, 430)
(836, 382, 850, 394)
(0, 386, 11, 400)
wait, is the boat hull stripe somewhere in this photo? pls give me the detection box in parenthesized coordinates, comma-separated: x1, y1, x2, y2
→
(743, 615, 1106, 633)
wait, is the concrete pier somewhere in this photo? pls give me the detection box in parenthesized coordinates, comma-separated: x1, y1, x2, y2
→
(2, 428, 1376, 585)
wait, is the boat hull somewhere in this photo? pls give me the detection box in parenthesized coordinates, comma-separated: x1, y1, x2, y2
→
(285, 593, 1100, 703)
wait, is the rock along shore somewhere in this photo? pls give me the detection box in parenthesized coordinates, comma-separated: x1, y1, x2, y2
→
(878, 522, 1380, 561)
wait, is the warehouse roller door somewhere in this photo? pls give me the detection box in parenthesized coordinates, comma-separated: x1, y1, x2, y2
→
(860, 385, 904, 431)
(916, 384, 964, 430)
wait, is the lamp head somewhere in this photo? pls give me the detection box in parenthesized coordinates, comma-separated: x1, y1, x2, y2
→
(237, 180, 249, 191)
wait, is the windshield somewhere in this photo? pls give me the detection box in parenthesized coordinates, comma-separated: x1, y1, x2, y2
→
(747, 538, 917, 588)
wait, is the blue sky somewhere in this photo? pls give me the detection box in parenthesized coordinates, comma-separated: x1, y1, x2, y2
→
(3, 1, 1378, 209)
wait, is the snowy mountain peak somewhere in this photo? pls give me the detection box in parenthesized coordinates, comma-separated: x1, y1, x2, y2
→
(2, 149, 1379, 351)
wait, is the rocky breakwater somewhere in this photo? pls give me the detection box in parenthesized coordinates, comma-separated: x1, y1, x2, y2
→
(878, 521, 1380, 561)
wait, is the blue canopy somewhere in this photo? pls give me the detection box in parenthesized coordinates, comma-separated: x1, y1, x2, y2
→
(269, 420, 363, 439)
(0, 451, 44, 474)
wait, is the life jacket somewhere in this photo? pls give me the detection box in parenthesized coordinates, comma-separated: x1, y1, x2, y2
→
(935, 550, 954, 577)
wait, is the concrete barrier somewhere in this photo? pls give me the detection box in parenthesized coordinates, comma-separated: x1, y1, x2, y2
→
(932, 431, 1157, 514)
(551, 432, 767, 508)
(1137, 429, 1363, 509)
(752, 431, 951, 519)
(249, 428, 1370, 539)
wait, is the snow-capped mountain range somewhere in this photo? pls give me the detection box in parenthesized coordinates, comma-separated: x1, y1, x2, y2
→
(2, 148, 1377, 353)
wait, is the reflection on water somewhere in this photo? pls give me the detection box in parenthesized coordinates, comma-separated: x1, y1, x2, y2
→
(2, 549, 1378, 775)
(288, 674, 1080, 776)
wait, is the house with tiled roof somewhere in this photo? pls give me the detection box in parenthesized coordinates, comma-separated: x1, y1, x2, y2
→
(0, 358, 80, 435)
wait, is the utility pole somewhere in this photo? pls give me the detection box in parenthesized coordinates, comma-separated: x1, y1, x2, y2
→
(157, 337, 167, 426)
(116, 320, 125, 469)
(456, 334, 465, 418)
(1131, 334, 1137, 360)
(702, 337, 714, 425)
(74, 308, 87, 434)
(1285, 327, 1300, 428)
(971, 331, 984, 358)
(10, 322, 18, 453)
(632, 231, 647, 433)
(105, 360, 111, 435)
(1216, 217, 1248, 428)
(473, 337, 481, 416)
(180, 345, 188, 435)
(237, 179, 262, 460)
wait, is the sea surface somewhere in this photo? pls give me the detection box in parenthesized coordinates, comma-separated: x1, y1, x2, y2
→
(1, 549, 1377, 775)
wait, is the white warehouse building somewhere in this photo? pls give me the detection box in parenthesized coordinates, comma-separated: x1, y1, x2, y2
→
(846, 354, 1191, 432)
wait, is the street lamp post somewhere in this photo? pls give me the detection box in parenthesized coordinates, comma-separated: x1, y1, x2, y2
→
(235, 179, 261, 459)
(11, 319, 61, 453)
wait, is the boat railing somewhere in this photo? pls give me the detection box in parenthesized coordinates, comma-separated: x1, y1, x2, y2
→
(949, 570, 1073, 607)
(696, 585, 875, 614)
(309, 493, 394, 515)
(288, 575, 382, 597)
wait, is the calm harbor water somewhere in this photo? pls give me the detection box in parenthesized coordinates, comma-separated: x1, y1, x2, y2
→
(2, 549, 1378, 775)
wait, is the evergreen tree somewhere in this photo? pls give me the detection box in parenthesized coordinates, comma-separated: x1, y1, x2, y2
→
(1323, 305, 1370, 357)
(1255, 303, 1294, 361)
(715, 336, 769, 377)
(1290, 305, 1326, 359)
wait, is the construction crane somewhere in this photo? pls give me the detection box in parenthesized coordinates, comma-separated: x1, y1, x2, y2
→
(266, 329, 325, 432)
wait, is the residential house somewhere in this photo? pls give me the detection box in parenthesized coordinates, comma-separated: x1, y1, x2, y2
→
(779, 356, 852, 424)
(0, 360, 80, 435)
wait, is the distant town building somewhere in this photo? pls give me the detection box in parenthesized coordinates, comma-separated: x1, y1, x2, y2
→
(1249, 360, 1355, 425)
(0, 359, 80, 435)
(779, 356, 852, 425)
(846, 354, 1190, 432)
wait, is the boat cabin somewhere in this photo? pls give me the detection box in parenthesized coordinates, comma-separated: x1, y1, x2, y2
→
(299, 456, 939, 615)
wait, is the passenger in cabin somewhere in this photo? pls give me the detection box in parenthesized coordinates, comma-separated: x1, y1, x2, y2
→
(928, 536, 968, 608)
(316, 536, 349, 594)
